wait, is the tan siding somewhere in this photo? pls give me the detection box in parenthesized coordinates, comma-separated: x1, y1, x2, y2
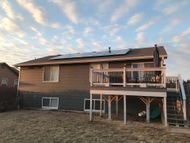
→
(19, 64, 90, 92)
(109, 59, 154, 68)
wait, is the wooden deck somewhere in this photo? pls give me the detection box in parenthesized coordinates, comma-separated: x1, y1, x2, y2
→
(90, 86, 167, 97)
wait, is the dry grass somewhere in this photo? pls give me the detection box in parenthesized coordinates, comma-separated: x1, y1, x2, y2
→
(0, 110, 190, 143)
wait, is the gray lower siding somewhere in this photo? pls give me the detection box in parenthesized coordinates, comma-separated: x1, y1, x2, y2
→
(19, 90, 146, 116)
(20, 90, 89, 111)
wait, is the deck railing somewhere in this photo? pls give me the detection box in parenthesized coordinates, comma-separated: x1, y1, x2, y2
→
(90, 67, 166, 88)
(166, 76, 179, 92)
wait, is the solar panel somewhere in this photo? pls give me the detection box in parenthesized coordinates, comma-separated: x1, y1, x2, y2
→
(50, 49, 130, 60)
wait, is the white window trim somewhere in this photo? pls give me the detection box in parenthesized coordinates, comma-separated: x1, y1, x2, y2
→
(42, 97, 59, 110)
(84, 98, 105, 113)
(42, 65, 60, 83)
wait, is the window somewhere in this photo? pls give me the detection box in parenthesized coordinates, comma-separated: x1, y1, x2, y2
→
(43, 66, 59, 82)
(14, 79, 18, 87)
(131, 63, 144, 81)
(42, 97, 59, 110)
(84, 99, 105, 112)
(1, 78, 8, 86)
(90, 63, 109, 85)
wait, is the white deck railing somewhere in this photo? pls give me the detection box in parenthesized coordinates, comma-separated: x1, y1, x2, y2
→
(90, 67, 166, 88)
(166, 76, 179, 92)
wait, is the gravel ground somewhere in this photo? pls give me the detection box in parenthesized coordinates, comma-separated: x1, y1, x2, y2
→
(0, 110, 190, 143)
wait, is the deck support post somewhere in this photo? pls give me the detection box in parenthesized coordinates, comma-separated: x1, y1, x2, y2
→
(123, 66, 126, 87)
(108, 95, 112, 120)
(163, 97, 167, 127)
(90, 68, 93, 86)
(139, 97, 154, 123)
(146, 98, 150, 123)
(100, 94, 103, 117)
(116, 96, 119, 117)
(183, 100, 187, 121)
(123, 95, 127, 124)
(90, 93, 93, 121)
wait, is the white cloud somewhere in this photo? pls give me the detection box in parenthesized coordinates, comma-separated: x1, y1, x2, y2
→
(91, 41, 103, 51)
(50, 0, 79, 24)
(136, 32, 145, 45)
(114, 36, 126, 48)
(76, 38, 85, 48)
(51, 22, 61, 29)
(67, 47, 77, 53)
(62, 25, 75, 36)
(31, 27, 42, 36)
(136, 21, 154, 32)
(13, 37, 28, 45)
(16, 0, 47, 25)
(84, 27, 94, 35)
(161, 18, 181, 33)
(162, 5, 179, 15)
(0, 17, 24, 37)
(92, 0, 114, 13)
(166, 44, 190, 79)
(155, 1, 186, 16)
(127, 13, 143, 25)
(103, 24, 122, 36)
(39, 37, 49, 46)
(30, 26, 49, 46)
(173, 27, 190, 43)
(1, 0, 23, 20)
(111, 0, 138, 22)
(0, 34, 43, 65)
(1, 0, 15, 19)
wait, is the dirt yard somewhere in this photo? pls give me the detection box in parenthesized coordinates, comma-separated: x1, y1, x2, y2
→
(0, 110, 190, 143)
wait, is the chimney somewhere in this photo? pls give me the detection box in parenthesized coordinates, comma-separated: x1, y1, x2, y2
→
(154, 44, 158, 49)
(108, 47, 111, 53)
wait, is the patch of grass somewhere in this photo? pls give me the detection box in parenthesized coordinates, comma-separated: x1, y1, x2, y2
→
(0, 110, 190, 143)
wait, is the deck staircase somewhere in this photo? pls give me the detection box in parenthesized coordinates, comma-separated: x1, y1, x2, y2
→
(166, 76, 188, 127)
(167, 92, 187, 127)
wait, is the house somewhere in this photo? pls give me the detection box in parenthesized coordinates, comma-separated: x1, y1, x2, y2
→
(16, 45, 187, 127)
(0, 63, 18, 87)
(0, 63, 19, 111)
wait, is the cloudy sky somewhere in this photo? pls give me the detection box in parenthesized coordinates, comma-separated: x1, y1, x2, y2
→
(0, 0, 189, 79)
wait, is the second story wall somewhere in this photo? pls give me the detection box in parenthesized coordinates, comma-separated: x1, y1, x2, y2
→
(19, 64, 90, 93)
(109, 59, 159, 68)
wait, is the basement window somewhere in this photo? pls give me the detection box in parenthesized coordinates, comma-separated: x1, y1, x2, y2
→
(84, 99, 105, 113)
(43, 66, 59, 82)
(42, 97, 59, 110)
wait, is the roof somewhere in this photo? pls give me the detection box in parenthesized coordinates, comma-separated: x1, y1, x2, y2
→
(16, 46, 167, 67)
(51, 49, 130, 60)
(0, 63, 19, 75)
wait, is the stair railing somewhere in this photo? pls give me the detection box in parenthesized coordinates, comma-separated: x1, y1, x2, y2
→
(178, 75, 187, 121)
(166, 75, 187, 121)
